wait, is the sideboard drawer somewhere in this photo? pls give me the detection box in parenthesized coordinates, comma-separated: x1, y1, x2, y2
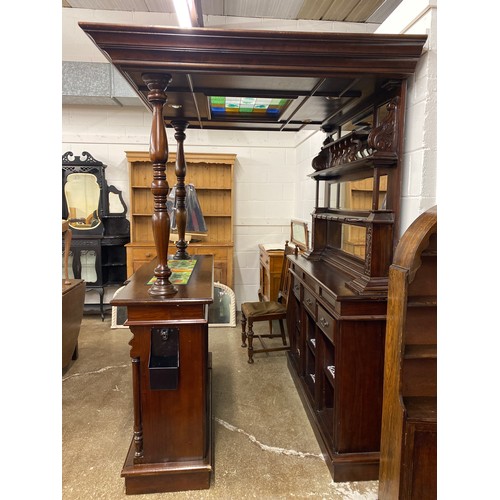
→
(303, 288, 316, 318)
(130, 247, 157, 261)
(317, 304, 335, 343)
(292, 273, 301, 299)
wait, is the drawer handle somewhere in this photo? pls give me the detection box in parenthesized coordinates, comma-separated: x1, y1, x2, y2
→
(145, 252, 152, 258)
(319, 317, 329, 328)
(305, 298, 313, 306)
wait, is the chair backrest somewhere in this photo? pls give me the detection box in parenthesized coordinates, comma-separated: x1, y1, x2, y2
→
(277, 241, 294, 306)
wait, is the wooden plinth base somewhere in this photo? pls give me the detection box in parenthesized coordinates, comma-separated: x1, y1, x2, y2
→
(121, 447, 212, 495)
(287, 353, 380, 482)
(121, 359, 213, 495)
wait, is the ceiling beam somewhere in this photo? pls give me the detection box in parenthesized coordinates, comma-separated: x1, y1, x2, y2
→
(136, 85, 362, 99)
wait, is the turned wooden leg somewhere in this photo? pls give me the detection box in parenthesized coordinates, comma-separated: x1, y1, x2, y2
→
(171, 119, 190, 260)
(247, 320, 255, 364)
(142, 73, 177, 297)
(241, 316, 247, 347)
(131, 356, 144, 460)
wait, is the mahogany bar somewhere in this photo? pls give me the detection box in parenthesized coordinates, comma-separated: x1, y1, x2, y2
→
(111, 255, 214, 494)
(79, 22, 427, 489)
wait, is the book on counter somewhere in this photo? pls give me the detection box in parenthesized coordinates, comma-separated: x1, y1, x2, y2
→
(261, 243, 286, 252)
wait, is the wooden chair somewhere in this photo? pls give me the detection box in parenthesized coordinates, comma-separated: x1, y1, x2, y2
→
(241, 241, 293, 363)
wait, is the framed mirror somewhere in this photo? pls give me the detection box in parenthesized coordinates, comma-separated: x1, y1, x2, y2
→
(64, 173, 102, 230)
(327, 175, 388, 211)
(62, 151, 130, 236)
(290, 219, 310, 252)
(208, 282, 236, 327)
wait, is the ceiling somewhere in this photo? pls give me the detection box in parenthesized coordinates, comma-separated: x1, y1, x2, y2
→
(62, 0, 403, 25)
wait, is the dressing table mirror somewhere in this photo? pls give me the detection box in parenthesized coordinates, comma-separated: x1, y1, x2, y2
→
(64, 172, 102, 231)
(290, 219, 310, 253)
(62, 151, 130, 319)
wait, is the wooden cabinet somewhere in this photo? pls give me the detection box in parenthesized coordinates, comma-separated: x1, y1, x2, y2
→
(125, 151, 235, 287)
(258, 244, 284, 302)
(287, 83, 408, 482)
(111, 256, 214, 494)
(378, 206, 437, 500)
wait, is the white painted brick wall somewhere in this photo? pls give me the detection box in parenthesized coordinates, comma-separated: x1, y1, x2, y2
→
(63, 105, 299, 308)
(376, 0, 437, 235)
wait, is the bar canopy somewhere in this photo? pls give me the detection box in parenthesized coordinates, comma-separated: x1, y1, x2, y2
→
(79, 23, 427, 133)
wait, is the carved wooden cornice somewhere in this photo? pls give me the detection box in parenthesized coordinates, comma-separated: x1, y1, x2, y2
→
(62, 151, 103, 166)
(368, 97, 399, 152)
(311, 98, 400, 173)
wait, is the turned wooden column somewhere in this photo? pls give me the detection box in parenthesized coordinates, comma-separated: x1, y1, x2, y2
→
(171, 119, 190, 260)
(142, 73, 177, 296)
(131, 357, 143, 461)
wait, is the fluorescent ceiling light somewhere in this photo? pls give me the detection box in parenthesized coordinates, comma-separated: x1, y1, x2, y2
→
(174, 0, 193, 28)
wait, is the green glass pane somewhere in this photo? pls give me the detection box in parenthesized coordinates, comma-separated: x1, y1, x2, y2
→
(241, 97, 256, 106)
(209, 96, 289, 115)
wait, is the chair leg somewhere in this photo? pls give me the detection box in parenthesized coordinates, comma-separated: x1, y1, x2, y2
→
(241, 315, 247, 347)
(279, 319, 287, 346)
(247, 320, 254, 364)
(268, 320, 273, 335)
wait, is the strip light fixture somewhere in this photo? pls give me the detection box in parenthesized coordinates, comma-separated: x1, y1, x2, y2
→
(173, 0, 193, 28)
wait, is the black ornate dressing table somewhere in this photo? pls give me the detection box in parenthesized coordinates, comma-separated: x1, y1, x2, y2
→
(62, 151, 130, 319)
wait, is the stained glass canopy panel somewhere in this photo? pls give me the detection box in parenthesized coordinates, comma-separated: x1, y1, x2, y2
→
(210, 96, 290, 116)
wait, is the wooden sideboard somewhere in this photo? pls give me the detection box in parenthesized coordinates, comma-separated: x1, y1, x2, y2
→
(258, 244, 285, 302)
(287, 82, 408, 482)
(125, 151, 235, 288)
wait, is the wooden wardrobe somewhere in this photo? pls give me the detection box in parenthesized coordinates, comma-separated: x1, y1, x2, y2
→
(378, 205, 437, 499)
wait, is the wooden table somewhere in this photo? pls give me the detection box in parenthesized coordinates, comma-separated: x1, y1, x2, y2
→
(111, 255, 214, 494)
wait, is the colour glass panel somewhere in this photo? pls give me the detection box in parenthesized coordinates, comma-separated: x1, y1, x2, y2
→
(210, 96, 290, 117)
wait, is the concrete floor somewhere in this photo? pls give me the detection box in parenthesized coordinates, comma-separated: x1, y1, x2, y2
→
(62, 314, 378, 499)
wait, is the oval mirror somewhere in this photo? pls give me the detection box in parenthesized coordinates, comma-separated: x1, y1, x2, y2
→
(64, 173, 102, 230)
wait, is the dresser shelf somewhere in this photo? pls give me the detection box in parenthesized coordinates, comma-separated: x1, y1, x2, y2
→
(126, 151, 235, 287)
